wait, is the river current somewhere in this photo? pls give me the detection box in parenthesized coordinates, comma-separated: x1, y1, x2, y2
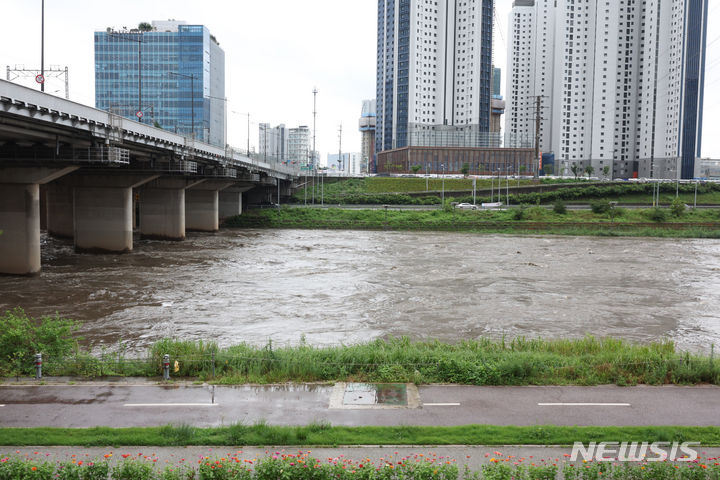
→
(1, 230, 719, 353)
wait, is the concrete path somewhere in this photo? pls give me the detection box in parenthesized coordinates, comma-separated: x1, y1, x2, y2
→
(1, 383, 719, 428)
(3, 446, 720, 471)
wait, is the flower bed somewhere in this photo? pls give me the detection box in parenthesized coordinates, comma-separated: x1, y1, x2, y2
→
(1, 451, 720, 479)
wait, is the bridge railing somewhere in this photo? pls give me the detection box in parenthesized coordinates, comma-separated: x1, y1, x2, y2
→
(0, 79, 300, 179)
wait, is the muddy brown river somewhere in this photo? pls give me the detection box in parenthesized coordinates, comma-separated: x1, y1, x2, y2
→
(1, 230, 719, 353)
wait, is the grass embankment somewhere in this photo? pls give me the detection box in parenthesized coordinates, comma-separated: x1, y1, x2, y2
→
(224, 206, 720, 238)
(297, 177, 589, 198)
(3, 309, 718, 385)
(2, 423, 720, 446)
(292, 178, 720, 206)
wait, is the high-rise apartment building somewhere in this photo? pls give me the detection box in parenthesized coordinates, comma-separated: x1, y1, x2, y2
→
(506, 0, 708, 179)
(376, 0, 494, 153)
(288, 126, 311, 166)
(327, 153, 362, 175)
(359, 99, 377, 173)
(259, 123, 289, 161)
(94, 20, 226, 147)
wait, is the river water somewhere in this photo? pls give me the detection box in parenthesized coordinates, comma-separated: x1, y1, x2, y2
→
(1, 230, 719, 353)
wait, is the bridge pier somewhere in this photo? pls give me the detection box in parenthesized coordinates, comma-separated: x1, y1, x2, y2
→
(219, 184, 254, 220)
(46, 184, 75, 238)
(138, 178, 206, 241)
(186, 181, 235, 232)
(0, 167, 78, 275)
(71, 174, 159, 253)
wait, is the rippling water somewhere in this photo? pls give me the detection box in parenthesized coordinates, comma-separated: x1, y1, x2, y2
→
(1, 230, 719, 353)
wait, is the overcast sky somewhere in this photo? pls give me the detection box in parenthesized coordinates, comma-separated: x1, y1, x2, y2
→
(2, 1, 719, 161)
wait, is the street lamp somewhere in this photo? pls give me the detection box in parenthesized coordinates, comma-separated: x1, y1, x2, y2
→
(231, 111, 251, 155)
(40, 0, 45, 93)
(168, 71, 196, 138)
(441, 163, 445, 204)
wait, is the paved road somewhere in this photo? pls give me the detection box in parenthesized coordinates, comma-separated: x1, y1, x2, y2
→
(1, 383, 718, 428)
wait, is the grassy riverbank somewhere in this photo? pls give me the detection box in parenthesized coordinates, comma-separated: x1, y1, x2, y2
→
(2, 423, 720, 446)
(224, 206, 720, 238)
(2, 310, 719, 385)
(292, 179, 720, 206)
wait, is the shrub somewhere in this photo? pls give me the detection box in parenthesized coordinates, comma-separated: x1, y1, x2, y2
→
(553, 200, 567, 214)
(646, 207, 668, 222)
(0, 308, 79, 376)
(591, 200, 611, 214)
(671, 197, 686, 217)
(111, 459, 155, 480)
(511, 206, 527, 220)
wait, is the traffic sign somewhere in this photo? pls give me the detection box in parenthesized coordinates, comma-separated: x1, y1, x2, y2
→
(35, 74, 45, 84)
(136, 111, 144, 119)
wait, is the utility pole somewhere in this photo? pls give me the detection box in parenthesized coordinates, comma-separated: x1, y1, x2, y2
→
(338, 124, 343, 174)
(533, 96, 543, 178)
(312, 88, 318, 205)
(40, 0, 45, 93)
(247, 113, 250, 155)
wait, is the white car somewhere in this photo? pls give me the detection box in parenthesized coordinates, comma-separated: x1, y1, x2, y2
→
(455, 203, 478, 210)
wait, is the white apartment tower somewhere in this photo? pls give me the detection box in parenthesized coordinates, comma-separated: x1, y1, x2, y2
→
(376, 0, 494, 153)
(506, 0, 708, 179)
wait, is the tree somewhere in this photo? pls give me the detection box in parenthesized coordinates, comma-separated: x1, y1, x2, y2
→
(138, 22, 153, 32)
(570, 163, 580, 180)
(411, 164, 422, 174)
(461, 163, 470, 177)
(543, 164, 554, 176)
(585, 165, 595, 178)
(602, 165, 611, 179)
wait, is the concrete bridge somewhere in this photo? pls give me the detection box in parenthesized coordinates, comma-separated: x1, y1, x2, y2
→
(0, 80, 299, 275)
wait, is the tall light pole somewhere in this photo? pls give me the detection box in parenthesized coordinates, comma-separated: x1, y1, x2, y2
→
(40, 0, 44, 93)
(168, 72, 195, 138)
(231, 111, 251, 154)
(312, 88, 318, 205)
(441, 163, 445, 204)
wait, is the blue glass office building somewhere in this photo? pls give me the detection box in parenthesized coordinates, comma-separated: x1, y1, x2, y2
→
(94, 21, 226, 147)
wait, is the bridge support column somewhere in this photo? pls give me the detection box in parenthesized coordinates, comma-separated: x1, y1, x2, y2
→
(140, 189, 185, 241)
(139, 178, 206, 241)
(70, 174, 159, 253)
(219, 184, 254, 220)
(46, 184, 74, 238)
(74, 187, 133, 253)
(186, 181, 235, 232)
(0, 167, 78, 275)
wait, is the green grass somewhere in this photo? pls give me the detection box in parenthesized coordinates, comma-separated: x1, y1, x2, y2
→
(4, 309, 720, 386)
(291, 180, 720, 206)
(224, 206, 720, 238)
(2, 424, 720, 446)
(294, 177, 562, 199)
(145, 336, 720, 386)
